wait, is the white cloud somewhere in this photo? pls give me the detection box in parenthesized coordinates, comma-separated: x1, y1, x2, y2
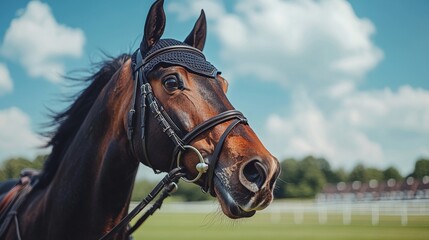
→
(168, 0, 225, 21)
(0, 1, 85, 83)
(0, 63, 13, 95)
(264, 87, 429, 174)
(264, 92, 385, 170)
(169, 0, 383, 90)
(338, 86, 429, 132)
(0, 107, 47, 161)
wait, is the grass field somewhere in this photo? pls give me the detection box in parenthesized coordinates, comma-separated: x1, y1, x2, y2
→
(132, 211, 429, 240)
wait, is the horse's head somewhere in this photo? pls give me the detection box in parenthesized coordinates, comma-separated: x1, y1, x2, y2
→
(129, 0, 280, 219)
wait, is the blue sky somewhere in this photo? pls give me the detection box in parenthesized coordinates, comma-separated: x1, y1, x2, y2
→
(0, 0, 428, 177)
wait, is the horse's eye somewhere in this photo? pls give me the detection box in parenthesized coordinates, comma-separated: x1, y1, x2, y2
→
(163, 76, 180, 93)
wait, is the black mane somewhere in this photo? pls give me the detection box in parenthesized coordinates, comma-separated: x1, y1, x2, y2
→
(37, 54, 130, 188)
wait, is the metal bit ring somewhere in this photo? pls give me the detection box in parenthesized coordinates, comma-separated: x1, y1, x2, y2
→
(176, 145, 208, 183)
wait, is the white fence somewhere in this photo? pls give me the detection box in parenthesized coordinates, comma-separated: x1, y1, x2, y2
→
(266, 199, 429, 225)
(139, 199, 429, 226)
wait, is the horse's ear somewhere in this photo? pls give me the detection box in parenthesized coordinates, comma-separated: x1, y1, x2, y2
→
(140, 0, 166, 55)
(184, 10, 207, 51)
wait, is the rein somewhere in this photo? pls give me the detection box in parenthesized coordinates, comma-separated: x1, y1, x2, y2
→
(99, 168, 184, 240)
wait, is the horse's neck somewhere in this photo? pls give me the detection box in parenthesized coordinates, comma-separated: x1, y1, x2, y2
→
(43, 84, 138, 237)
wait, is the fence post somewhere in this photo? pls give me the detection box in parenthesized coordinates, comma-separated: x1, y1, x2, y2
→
(401, 201, 408, 226)
(343, 202, 351, 225)
(294, 208, 304, 224)
(371, 202, 379, 225)
(318, 204, 327, 224)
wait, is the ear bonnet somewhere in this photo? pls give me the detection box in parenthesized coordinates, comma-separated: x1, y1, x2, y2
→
(135, 39, 219, 78)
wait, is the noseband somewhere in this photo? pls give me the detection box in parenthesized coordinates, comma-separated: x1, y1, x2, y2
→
(127, 43, 247, 194)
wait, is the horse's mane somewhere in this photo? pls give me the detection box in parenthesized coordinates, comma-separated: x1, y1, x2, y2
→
(36, 54, 131, 188)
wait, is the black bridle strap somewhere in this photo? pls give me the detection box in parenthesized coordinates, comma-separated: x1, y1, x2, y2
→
(98, 168, 184, 240)
(128, 52, 156, 171)
(181, 110, 246, 145)
(206, 118, 246, 193)
(145, 83, 184, 150)
(126, 180, 177, 236)
(129, 50, 186, 172)
(126, 72, 139, 143)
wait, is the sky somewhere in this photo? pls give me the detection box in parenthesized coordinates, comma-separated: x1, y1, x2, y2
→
(0, 0, 428, 177)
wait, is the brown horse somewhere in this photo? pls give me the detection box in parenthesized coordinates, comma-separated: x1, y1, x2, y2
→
(0, 0, 280, 239)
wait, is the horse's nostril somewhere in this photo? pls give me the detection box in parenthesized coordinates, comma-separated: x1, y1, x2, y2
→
(242, 160, 267, 191)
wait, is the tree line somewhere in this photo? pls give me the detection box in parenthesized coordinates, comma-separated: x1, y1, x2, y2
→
(275, 156, 429, 198)
(0, 155, 47, 180)
(1, 154, 428, 201)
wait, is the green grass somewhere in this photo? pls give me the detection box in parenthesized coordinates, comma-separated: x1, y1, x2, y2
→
(132, 211, 429, 240)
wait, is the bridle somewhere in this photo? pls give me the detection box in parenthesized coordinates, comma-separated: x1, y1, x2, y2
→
(100, 42, 248, 240)
(127, 43, 248, 194)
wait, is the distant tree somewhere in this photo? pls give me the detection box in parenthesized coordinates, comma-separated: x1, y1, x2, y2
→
(132, 179, 210, 202)
(412, 158, 429, 179)
(175, 182, 210, 201)
(332, 168, 348, 183)
(276, 156, 327, 198)
(279, 158, 299, 184)
(0, 157, 33, 180)
(299, 162, 326, 196)
(348, 164, 384, 182)
(300, 156, 327, 191)
(382, 166, 402, 180)
(0, 155, 47, 181)
(275, 158, 299, 198)
(33, 154, 48, 169)
(285, 182, 313, 198)
(0, 168, 5, 181)
(348, 163, 367, 182)
(132, 179, 157, 201)
(307, 156, 337, 183)
(366, 167, 383, 181)
(318, 161, 348, 183)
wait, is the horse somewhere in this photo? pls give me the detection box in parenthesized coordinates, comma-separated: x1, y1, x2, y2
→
(0, 0, 280, 239)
